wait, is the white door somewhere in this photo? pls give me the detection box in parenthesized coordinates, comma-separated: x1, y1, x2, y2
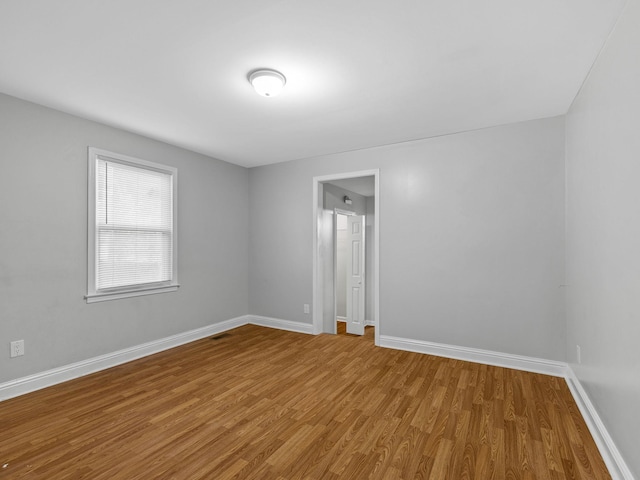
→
(346, 215, 365, 335)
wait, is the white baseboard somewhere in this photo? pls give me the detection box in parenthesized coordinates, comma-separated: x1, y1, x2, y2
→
(379, 334, 567, 377)
(248, 315, 315, 335)
(337, 318, 374, 326)
(565, 368, 634, 480)
(0, 315, 249, 402)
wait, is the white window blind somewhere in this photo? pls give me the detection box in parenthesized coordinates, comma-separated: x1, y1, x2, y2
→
(87, 148, 178, 302)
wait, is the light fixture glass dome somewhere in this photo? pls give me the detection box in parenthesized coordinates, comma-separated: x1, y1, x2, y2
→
(249, 69, 286, 97)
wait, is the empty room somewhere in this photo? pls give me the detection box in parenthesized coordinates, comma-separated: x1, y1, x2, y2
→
(0, 0, 638, 478)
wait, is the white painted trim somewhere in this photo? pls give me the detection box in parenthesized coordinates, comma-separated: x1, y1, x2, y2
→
(312, 180, 323, 335)
(85, 284, 179, 303)
(313, 170, 381, 183)
(379, 334, 567, 377)
(373, 172, 380, 347)
(0, 315, 248, 402)
(565, 368, 634, 480)
(248, 315, 315, 335)
(338, 317, 374, 327)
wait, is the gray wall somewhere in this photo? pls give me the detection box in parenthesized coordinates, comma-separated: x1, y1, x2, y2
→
(249, 116, 566, 360)
(565, 0, 640, 475)
(0, 93, 249, 384)
(323, 183, 368, 215)
(1, 94, 566, 386)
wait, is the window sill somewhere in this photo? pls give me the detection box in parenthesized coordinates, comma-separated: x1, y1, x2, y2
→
(85, 284, 180, 303)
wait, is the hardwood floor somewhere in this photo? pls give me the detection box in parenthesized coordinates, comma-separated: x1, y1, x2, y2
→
(336, 321, 349, 335)
(0, 325, 610, 479)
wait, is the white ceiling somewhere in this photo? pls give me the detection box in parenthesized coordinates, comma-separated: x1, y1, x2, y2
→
(0, 0, 625, 168)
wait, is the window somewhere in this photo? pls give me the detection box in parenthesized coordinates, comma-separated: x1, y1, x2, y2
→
(86, 148, 178, 303)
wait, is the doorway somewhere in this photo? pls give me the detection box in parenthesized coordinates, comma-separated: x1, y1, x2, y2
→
(312, 169, 380, 345)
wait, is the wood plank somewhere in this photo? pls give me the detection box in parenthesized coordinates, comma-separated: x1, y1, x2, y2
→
(0, 325, 611, 479)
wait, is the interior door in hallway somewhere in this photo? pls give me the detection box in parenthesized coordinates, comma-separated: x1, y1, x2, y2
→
(346, 215, 365, 335)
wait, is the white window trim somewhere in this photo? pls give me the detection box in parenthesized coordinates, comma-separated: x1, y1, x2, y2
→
(86, 147, 179, 303)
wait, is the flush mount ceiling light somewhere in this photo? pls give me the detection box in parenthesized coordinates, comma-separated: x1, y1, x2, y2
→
(248, 69, 286, 97)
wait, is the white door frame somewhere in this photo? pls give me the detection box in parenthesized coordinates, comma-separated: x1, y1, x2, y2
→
(312, 169, 380, 346)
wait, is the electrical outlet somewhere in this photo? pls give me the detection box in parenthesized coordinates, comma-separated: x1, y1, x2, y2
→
(303, 304, 310, 314)
(576, 345, 581, 364)
(10, 340, 24, 358)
